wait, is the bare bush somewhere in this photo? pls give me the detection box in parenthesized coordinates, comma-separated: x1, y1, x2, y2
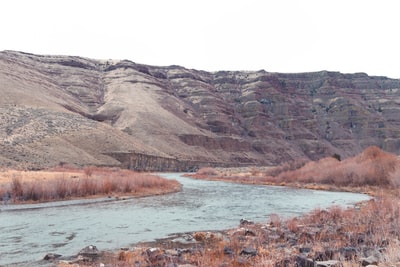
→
(24, 183, 42, 201)
(102, 178, 114, 194)
(390, 165, 400, 186)
(11, 177, 23, 200)
(80, 178, 98, 195)
(265, 159, 309, 177)
(286, 217, 299, 233)
(3, 168, 180, 203)
(273, 146, 399, 187)
(197, 167, 219, 176)
(270, 213, 282, 228)
(55, 177, 68, 199)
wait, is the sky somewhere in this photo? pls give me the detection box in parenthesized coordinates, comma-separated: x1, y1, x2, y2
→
(1, 0, 399, 78)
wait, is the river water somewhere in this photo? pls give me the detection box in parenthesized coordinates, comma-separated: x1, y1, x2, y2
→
(0, 173, 370, 265)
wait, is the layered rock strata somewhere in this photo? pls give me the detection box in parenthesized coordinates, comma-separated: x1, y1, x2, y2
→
(1, 51, 399, 170)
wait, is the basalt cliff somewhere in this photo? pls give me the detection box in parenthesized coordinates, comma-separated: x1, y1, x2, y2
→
(1, 51, 399, 170)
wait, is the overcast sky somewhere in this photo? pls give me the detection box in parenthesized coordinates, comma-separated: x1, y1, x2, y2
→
(1, 0, 399, 78)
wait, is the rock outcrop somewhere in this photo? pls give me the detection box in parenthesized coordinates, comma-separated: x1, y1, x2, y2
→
(1, 50, 399, 170)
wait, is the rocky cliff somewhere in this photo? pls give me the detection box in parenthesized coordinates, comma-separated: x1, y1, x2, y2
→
(1, 50, 399, 170)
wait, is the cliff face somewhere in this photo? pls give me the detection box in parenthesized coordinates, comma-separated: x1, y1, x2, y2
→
(1, 51, 399, 170)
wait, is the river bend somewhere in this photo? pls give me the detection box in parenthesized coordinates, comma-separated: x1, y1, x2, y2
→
(0, 173, 370, 265)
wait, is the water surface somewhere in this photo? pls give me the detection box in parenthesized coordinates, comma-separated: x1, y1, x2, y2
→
(0, 173, 370, 265)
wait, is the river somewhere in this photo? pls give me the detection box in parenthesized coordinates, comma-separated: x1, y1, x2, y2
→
(0, 173, 370, 265)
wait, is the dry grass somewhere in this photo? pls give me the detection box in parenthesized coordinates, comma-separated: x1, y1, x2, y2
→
(273, 146, 399, 187)
(98, 195, 400, 267)
(190, 146, 400, 193)
(0, 167, 181, 203)
(196, 167, 220, 176)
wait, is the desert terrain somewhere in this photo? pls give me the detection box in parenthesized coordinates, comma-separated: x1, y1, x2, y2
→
(1, 51, 400, 266)
(1, 50, 400, 171)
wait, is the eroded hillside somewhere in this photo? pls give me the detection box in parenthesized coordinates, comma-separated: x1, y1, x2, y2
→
(1, 50, 399, 170)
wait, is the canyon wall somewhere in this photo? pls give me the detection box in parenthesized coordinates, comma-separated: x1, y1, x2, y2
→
(1, 51, 399, 170)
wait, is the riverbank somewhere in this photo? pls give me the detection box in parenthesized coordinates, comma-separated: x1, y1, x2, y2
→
(0, 167, 182, 204)
(53, 195, 400, 267)
(47, 186, 382, 266)
(188, 146, 400, 197)
(53, 147, 400, 266)
(186, 168, 391, 198)
(5, 173, 367, 266)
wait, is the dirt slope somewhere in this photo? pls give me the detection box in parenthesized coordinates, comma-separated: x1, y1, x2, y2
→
(1, 50, 399, 170)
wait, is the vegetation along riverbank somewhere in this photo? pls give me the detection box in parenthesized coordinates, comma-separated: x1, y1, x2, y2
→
(0, 166, 181, 204)
(50, 146, 400, 266)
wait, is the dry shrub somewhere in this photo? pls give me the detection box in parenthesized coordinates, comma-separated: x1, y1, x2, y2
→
(298, 196, 400, 250)
(269, 213, 282, 228)
(265, 159, 309, 177)
(24, 183, 44, 201)
(3, 168, 180, 203)
(250, 167, 262, 176)
(0, 187, 5, 200)
(55, 177, 68, 199)
(390, 165, 400, 186)
(359, 146, 398, 185)
(197, 167, 219, 176)
(68, 179, 80, 196)
(182, 235, 251, 267)
(286, 217, 299, 233)
(276, 157, 340, 184)
(102, 178, 115, 194)
(102, 194, 400, 266)
(193, 241, 231, 267)
(11, 177, 23, 200)
(80, 177, 98, 195)
(116, 249, 147, 265)
(122, 178, 132, 193)
(271, 146, 399, 187)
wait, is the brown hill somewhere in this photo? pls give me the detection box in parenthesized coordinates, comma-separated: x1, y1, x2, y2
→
(1, 50, 399, 170)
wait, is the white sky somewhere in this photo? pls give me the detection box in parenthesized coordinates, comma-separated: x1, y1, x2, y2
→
(1, 0, 399, 78)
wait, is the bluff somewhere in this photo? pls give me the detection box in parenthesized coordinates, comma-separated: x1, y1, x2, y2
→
(1, 50, 399, 170)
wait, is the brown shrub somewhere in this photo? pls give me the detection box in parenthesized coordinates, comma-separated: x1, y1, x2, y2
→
(327, 205, 344, 222)
(390, 165, 400, 186)
(265, 159, 308, 177)
(3, 168, 180, 203)
(0, 187, 5, 200)
(269, 213, 282, 228)
(270, 146, 399, 188)
(286, 217, 299, 233)
(24, 183, 42, 201)
(102, 178, 115, 194)
(68, 179, 80, 196)
(80, 178, 98, 195)
(11, 177, 23, 200)
(197, 167, 219, 176)
(250, 167, 261, 176)
(104, 193, 400, 266)
(123, 178, 133, 193)
(55, 177, 68, 199)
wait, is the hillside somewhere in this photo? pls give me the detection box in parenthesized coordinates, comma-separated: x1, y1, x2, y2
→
(1, 50, 399, 170)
